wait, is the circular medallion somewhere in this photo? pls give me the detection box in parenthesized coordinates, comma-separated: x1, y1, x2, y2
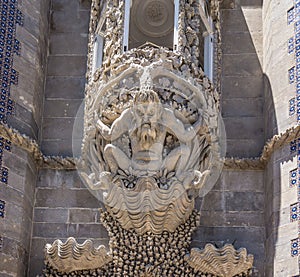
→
(132, 0, 174, 38)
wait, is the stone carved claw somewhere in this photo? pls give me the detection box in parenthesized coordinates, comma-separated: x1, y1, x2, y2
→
(80, 171, 111, 191)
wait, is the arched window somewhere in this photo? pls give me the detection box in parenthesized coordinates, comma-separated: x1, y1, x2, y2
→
(123, 0, 176, 51)
(92, 5, 106, 74)
(199, 0, 214, 80)
(123, 0, 214, 80)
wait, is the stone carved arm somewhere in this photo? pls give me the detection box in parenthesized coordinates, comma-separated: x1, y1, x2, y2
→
(95, 109, 132, 141)
(163, 108, 202, 143)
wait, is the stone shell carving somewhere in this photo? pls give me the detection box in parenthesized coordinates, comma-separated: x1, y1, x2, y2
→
(105, 177, 194, 234)
(41, 211, 253, 276)
(187, 244, 254, 277)
(45, 237, 111, 273)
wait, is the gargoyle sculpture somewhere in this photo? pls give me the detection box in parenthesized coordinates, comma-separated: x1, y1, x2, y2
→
(80, 65, 218, 234)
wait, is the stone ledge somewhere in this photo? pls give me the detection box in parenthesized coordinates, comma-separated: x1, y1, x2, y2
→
(1, 122, 300, 170)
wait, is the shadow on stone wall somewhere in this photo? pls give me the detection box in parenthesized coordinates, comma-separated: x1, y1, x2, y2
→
(263, 73, 278, 277)
(192, 1, 277, 276)
(220, 0, 264, 158)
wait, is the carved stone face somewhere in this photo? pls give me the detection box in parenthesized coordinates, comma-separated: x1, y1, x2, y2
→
(133, 102, 161, 125)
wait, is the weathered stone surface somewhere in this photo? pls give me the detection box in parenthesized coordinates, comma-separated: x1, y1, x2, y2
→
(221, 9, 251, 32)
(67, 223, 108, 238)
(50, 33, 89, 55)
(222, 98, 263, 117)
(0, 254, 26, 276)
(68, 208, 100, 223)
(42, 118, 83, 140)
(35, 188, 99, 208)
(223, 117, 264, 139)
(221, 0, 262, 9)
(41, 139, 76, 157)
(225, 191, 264, 211)
(222, 76, 263, 99)
(47, 56, 88, 77)
(30, 238, 52, 276)
(45, 77, 85, 99)
(43, 99, 83, 118)
(200, 211, 264, 227)
(222, 54, 262, 77)
(222, 170, 264, 192)
(201, 191, 224, 211)
(33, 223, 69, 238)
(51, 11, 90, 33)
(193, 226, 265, 245)
(222, 32, 258, 54)
(37, 169, 85, 189)
(34, 208, 69, 223)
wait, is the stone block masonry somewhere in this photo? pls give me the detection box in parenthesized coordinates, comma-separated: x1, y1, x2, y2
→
(41, 0, 91, 157)
(220, 0, 264, 158)
(29, 169, 108, 276)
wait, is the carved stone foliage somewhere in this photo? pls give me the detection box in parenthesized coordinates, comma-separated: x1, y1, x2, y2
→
(80, 64, 223, 235)
(44, 237, 111, 273)
(178, 0, 205, 76)
(102, 0, 124, 67)
(187, 244, 254, 277)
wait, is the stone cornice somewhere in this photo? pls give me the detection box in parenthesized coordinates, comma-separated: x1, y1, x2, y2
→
(0, 124, 77, 170)
(224, 125, 300, 170)
(1, 123, 299, 171)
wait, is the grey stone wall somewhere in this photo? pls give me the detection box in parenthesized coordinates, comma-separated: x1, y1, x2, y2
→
(263, 0, 295, 135)
(220, 0, 264, 158)
(0, 146, 38, 276)
(29, 169, 108, 276)
(195, 170, 265, 274)
(41, 0, 91, 157)
(0, 0, 50, 276)
(264, 145, 299, 277)
(8, 0, 51, 140)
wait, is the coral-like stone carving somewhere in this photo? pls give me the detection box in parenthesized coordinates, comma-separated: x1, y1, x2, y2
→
(44, 237, 111, 273)
(187, 244, 254, 277)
